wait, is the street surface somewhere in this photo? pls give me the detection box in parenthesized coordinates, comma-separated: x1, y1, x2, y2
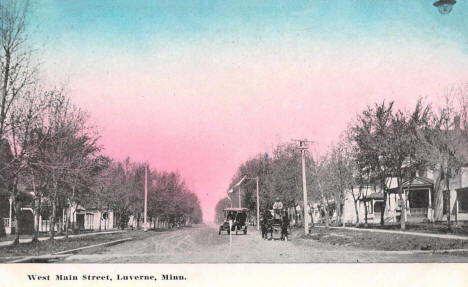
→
(64, 224, 468, 263)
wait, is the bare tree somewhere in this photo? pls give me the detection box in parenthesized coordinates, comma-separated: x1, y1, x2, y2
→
(0, 0, 35, 139)
(418, 88, 468, 230)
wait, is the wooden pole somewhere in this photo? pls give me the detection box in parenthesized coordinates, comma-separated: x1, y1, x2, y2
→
(144, 165, 148, 231)
(302, 148, 309, 235)
(256, 176, 260, 231)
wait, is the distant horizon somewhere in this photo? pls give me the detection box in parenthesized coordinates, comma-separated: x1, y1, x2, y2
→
(30, 0, 468, 223)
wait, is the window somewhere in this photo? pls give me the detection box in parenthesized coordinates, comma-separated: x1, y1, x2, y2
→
(374, 201, 384, 213)
(366, 201, 373, 214)
(443, 190, 452, 215)
(417, 167, 427, 178)
(409, 190, 429, 208)
(458, 190, 468, 213)
(86, 214, 94, 230)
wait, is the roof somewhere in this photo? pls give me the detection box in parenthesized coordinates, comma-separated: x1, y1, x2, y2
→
(387, 177, 433, 193)
(223, 208, 249, 212)
(362, 192, 384, 201)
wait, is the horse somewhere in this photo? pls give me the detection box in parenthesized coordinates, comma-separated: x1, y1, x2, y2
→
(280, 212, 289, 241)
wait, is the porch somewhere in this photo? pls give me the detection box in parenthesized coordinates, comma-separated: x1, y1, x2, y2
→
(387, 177, 434, 222)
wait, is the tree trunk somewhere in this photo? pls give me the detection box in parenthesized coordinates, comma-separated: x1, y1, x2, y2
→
(57, 205, 63, 235)
(340, 194, 346, 227)
(69, 185, 76, 235)
(353, 199, 360, 227)
(433, 167, 444, 221)
(71, 206, 76, 233)
(0, 217, 5, 238)
(398, 178, 406, 231)
(64, 203, 70, 239)
(13, 198, 21, 245)
(364, 200, 368, 228)
(380, 182, 387, 226)
(334, 198, 340, 225)
(32, 196, 41, 243)
(0, 47, 11, 135)
(352, 186, 360, 227)
(49, 175, 58, 240)
(49, 199, 56, 240)
(99, 213, 102, 232)
(310, 205, 314, 227)
(446, 174, 452, 232)
(65, 201, 72, 238)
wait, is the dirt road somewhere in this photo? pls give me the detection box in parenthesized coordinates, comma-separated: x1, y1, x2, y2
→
(63, 224, 468, 263)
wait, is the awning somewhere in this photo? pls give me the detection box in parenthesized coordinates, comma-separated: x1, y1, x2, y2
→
(75, 205, 86, 212)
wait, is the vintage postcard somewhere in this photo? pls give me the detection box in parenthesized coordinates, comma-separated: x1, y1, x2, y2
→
(1, 0, 468, 286)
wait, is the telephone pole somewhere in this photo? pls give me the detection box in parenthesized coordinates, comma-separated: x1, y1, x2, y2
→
(294, 139, 313, 235)
(144, 164, 148, 232)
(256, 176, 260, 231)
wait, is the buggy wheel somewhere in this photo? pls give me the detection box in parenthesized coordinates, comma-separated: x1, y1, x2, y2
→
(243, 228, 247, 235)
(235, 226, 238, 235)
(227, 230, 230, 235)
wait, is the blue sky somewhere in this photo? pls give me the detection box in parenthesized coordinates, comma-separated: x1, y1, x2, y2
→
(31, 0, 468, 56)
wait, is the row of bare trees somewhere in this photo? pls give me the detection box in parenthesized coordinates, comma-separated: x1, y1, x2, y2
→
(97, 158, 203, 231)
(0, 0, 202, 244)
(214, 144, 320, 224)
(216, 85, 468, 231)
(316, 86, 468, 230)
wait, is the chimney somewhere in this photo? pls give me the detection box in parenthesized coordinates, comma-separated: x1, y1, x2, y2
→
(454, 116, 461, 130)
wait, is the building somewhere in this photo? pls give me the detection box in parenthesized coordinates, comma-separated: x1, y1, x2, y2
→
(1, 194, 117, 235)
(342, 166, 468, 225)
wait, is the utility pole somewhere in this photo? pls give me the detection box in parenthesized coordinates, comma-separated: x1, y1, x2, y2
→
(256, 176, 260, 231)
(144, 164, 148, 232)
(233, 176, 246, 208)
(294, 139, 311, 235)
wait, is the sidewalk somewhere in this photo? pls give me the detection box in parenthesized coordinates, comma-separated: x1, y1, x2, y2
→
(318, 226, 468, 241)
(0, 230, 124, 247)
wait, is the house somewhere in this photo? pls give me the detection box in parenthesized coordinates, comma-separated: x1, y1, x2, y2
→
(341, 166, 468, 225)
(69, 205, 116, 232)
(342, 185, 386, 225)
(0, 187, 36, 235)
(1, 192, 117, 235)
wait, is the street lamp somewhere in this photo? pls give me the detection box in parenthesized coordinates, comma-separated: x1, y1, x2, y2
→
(230, 175, 261, 230)
(243, 176, 260, 231)
(433, 0, 456, 14)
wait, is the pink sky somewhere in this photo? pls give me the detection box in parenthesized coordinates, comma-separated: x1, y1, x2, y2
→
(38, 21, 468, 222)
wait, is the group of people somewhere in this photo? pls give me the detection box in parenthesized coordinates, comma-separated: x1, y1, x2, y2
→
(260, 197, 289, 241)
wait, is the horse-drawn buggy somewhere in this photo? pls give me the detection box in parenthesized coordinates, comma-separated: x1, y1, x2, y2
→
(218, 208, 249, 235)
(260, 208, 289, 241)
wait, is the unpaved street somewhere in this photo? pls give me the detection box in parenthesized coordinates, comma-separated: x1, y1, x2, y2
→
(64, 224, 468, 263)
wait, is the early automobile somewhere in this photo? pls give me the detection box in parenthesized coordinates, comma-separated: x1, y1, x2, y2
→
(218, 208, 249, 235)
